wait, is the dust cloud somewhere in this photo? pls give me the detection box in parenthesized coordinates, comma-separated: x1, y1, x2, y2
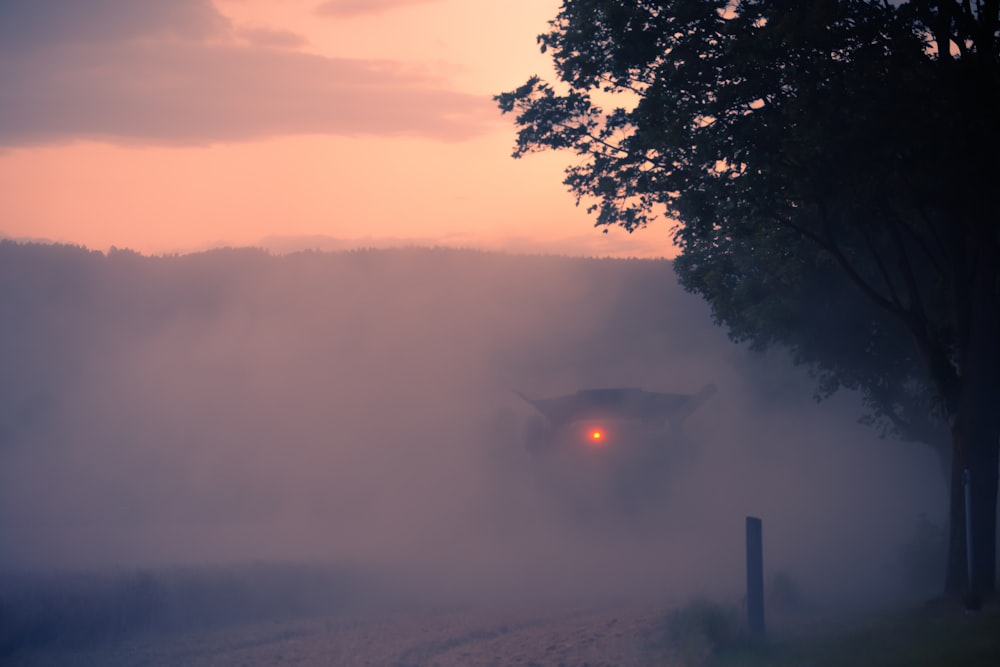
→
(0, 242, 945, 618)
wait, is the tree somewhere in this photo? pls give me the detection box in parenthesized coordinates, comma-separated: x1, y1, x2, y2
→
(497, 0, 999, 601)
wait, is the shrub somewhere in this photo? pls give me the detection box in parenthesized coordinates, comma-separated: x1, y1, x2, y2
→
(648, 599, 742, 667)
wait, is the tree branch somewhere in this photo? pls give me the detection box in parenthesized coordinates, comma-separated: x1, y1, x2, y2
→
(886, 217, 932, 327)
(860, 223, 906, 312)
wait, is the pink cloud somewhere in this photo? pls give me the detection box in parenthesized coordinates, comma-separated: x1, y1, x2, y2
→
(315, 0, 444, 19)
(0, 0, 499, 146)
(237, 27, 309, 50)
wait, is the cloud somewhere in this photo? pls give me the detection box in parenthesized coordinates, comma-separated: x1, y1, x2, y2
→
(315, 0, 444, 19)
(236, 27, 310, 50)
(0, 0, 498, 146)
(0, 0, 228, 53)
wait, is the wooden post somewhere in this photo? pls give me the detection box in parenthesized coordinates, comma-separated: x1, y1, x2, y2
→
(746, 516, 765, 638)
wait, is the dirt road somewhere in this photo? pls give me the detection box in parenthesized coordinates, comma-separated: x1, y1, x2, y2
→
(8, 604, 678, 667)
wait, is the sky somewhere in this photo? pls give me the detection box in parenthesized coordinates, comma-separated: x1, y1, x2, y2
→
(0, 0, 672, 258)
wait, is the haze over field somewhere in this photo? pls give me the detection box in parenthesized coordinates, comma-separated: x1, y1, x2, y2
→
(0, 242, 944, 610)
(2, 1, 995, 662)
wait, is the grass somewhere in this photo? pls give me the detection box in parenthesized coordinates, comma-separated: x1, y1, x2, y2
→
(644, 598, 744, 666)
(0, 564, 361, 656)
(644, 595, 1000, 667)
(709, 603, 1000, 667)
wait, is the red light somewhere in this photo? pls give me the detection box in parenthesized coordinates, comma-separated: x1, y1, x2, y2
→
(578, 425, 608, 447)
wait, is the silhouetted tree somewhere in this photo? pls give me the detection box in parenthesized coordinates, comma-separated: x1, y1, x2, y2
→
(498, 0, 999, 600)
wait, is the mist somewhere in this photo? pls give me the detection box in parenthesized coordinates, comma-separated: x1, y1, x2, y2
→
(0, 242, 945, 616)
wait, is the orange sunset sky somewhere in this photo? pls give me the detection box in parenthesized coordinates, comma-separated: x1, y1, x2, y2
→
(0, 0, 673, 258)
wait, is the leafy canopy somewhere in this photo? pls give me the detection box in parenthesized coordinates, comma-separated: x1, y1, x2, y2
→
(497, 0, 1000, 446)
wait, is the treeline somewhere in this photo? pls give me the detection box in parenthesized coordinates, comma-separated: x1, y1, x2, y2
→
(0, 240, 720, 458)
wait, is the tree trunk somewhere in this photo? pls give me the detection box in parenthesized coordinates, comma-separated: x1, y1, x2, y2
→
(945, 420, 1000, 599)
(944, 442, 966, 595)
(943, 243, 1000, 600)
(970, 434, 999, 596)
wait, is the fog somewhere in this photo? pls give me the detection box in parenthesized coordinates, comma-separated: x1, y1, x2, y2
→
(0, 242, 945, 617)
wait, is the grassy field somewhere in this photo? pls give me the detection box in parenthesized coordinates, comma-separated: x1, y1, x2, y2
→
(708, 604, 1000, 667)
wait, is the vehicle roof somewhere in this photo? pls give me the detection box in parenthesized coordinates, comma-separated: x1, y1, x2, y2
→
(515, 385, 715, 428)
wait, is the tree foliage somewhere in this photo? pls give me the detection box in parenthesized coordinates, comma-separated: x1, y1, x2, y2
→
(498, 0, 1000, 598)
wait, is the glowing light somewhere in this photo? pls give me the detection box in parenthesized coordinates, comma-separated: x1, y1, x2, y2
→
(590, 429, 604, 442)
